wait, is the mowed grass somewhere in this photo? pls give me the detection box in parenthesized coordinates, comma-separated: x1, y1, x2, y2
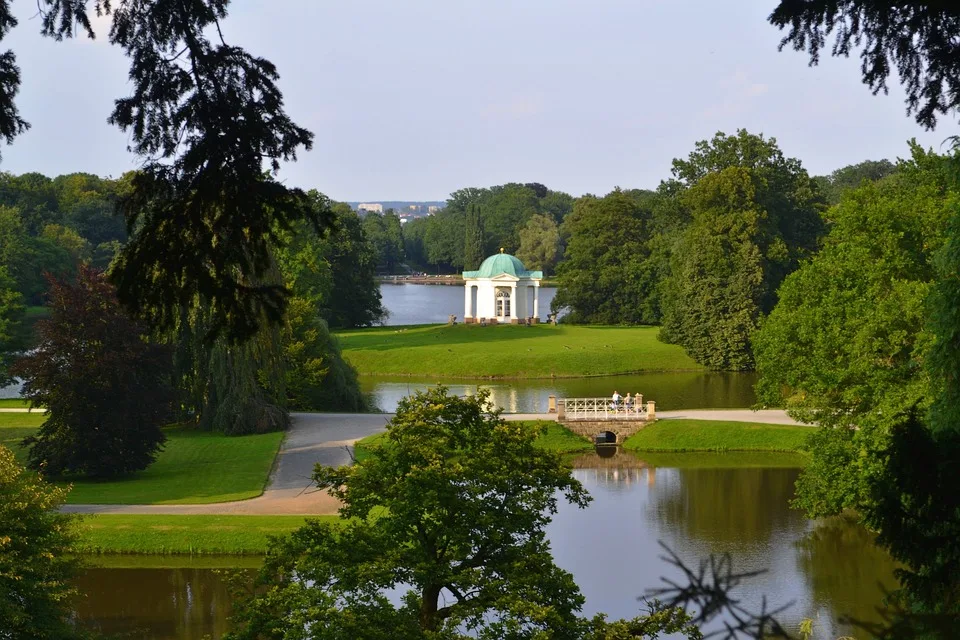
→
(336, 324, 703, 378)
(74, 515, 333, 555)
(353, 420, 592, 461)
(623, 419, 811, 453)
(1, 417, 284, 504)
(0, 398, 32, 408)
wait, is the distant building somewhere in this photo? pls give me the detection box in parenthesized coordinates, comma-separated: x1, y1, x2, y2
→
(428, 205, 441, 214)
(358, 203, 384, 214)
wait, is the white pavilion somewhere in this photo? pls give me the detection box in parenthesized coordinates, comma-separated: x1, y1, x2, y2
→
(462, 250, 543, 324)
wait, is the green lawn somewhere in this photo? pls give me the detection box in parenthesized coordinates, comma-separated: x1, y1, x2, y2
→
(336, 324, 703, 378)
(1, 417, 284, 504)
(74, 515, 331, 555)
(0, 398, 32, 408)
(624, 419, 811, 452)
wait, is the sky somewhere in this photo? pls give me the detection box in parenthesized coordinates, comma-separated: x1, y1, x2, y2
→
(1, 0, 954, 201)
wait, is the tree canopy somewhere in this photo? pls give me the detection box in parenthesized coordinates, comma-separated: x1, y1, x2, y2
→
(227, 387, 591, 639)
(0, 1, 322, 343)
(0, 445, 81, 639)
(14, 266, 173, 477)
(769, 1, 960, 130)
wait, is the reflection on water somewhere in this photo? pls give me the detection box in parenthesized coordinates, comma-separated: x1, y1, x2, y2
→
(73, 566, 253, 640)
(72, 454, 895, 640)
(363, 371, 758, 413)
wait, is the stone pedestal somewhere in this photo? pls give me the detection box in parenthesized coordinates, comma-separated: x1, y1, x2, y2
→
(548, 395, 557, 413)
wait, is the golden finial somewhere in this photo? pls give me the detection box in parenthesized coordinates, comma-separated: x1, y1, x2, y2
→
(500, 247, 505, 253)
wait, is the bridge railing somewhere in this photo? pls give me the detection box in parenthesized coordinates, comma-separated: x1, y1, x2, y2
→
(559, 397, 650, 421)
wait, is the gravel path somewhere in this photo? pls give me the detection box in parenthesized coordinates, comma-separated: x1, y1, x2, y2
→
(61, 409, 803, 516)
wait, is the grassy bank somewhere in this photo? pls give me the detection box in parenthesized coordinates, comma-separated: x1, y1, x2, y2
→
(355, 419, 808, 458)
(624, 419, 810, 452)
(74, 515, 330, 555)
(0, 398, 32, 408)
(336, 324, 702, 378)
(1, 415, 283, 504)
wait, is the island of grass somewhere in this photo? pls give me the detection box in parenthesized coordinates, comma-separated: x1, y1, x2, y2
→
(335, 324, 703, 378)
(1, 413, 283, 505)
(353, 418, 811, 459)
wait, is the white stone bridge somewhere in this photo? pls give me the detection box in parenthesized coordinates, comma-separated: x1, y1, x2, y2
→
(552, 397, 656, 444)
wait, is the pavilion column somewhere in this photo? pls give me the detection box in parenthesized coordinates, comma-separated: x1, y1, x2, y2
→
(509, 284, 518, 320)
(464, 284, 473, 319)
(533, 284, 539, 319)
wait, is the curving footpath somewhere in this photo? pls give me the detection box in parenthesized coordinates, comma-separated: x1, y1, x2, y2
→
(61, 409, 804, 516)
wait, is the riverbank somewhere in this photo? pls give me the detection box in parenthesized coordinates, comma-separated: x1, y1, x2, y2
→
(336, 324, 703, 378)
(355, 419, 810, 459)
(75, 515, 328, 555)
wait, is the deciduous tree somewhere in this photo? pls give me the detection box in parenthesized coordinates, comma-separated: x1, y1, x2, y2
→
(13, 266, 173, 477)
(516, 213, 562, 273)
(0, 445, 81, 639)
(227, 387, 591, 639)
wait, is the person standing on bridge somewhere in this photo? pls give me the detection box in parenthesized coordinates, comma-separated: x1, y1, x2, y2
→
(611, 390, 621, 410)
(624, 393, 632, 411)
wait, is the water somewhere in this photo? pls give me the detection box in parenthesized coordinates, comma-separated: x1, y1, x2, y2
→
(72, 454, 895, 639)
(379, 283, 558, 325)
(362, 371, 758, 413)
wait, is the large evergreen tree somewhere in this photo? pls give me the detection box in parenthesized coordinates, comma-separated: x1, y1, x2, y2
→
(0, 1, 323, 343)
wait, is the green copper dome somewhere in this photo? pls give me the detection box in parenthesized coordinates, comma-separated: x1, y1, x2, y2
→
(463, 251, 543, 279)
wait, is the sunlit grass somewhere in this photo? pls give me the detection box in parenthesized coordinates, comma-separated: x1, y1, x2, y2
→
(336, 324, 703, 378)
(624, 419, 811, 452)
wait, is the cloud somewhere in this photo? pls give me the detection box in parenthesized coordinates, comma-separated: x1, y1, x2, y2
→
(701, 70, 769, 119)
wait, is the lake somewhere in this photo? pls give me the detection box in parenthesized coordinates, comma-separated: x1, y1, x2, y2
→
(362, 371, 758, 413)
(72, 452, 895, 639)
(379, 282, 559, 325)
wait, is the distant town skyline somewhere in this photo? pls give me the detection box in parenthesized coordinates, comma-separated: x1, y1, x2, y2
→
(0, 0, 952, 201)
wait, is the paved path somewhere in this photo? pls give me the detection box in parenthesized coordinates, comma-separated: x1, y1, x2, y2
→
(61, 409, 803, 516)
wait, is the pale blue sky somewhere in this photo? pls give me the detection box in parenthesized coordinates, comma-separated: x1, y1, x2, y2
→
(2, 0, 952, 200)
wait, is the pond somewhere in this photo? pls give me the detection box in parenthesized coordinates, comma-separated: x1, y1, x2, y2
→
(72, 453, 895, 639)
(379, 282, 558, 325)
(362, 371, 758, 413)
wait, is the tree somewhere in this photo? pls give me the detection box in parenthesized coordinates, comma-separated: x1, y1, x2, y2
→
(516, 213, 561, 273)
(768, 5, 960, 630)
(0, 265, 22, 386)
(282, 296, 366, 411)
(13, 266, 173, 477)
(755, 145, 952, 429)
(323, 203, 386, 328)
(462, 202, 485, 271)
(813, 159, 897, 205)
(769, 1, 960, 130)
(660, 169, 766, 371)
(227, 387, 592, 639)
(0, 445, 82, 640)
(658, 130, 825, 369)
(0, 2, 322, 343)
(552, 190, 659, 325)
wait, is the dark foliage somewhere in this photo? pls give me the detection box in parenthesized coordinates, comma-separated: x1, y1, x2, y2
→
(13, 265, 173, 477)
(20, 0, 324, 343)
(769, 1, 960, 130)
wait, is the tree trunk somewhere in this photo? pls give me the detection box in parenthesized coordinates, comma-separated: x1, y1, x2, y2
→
(419, 584, 442, 632)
